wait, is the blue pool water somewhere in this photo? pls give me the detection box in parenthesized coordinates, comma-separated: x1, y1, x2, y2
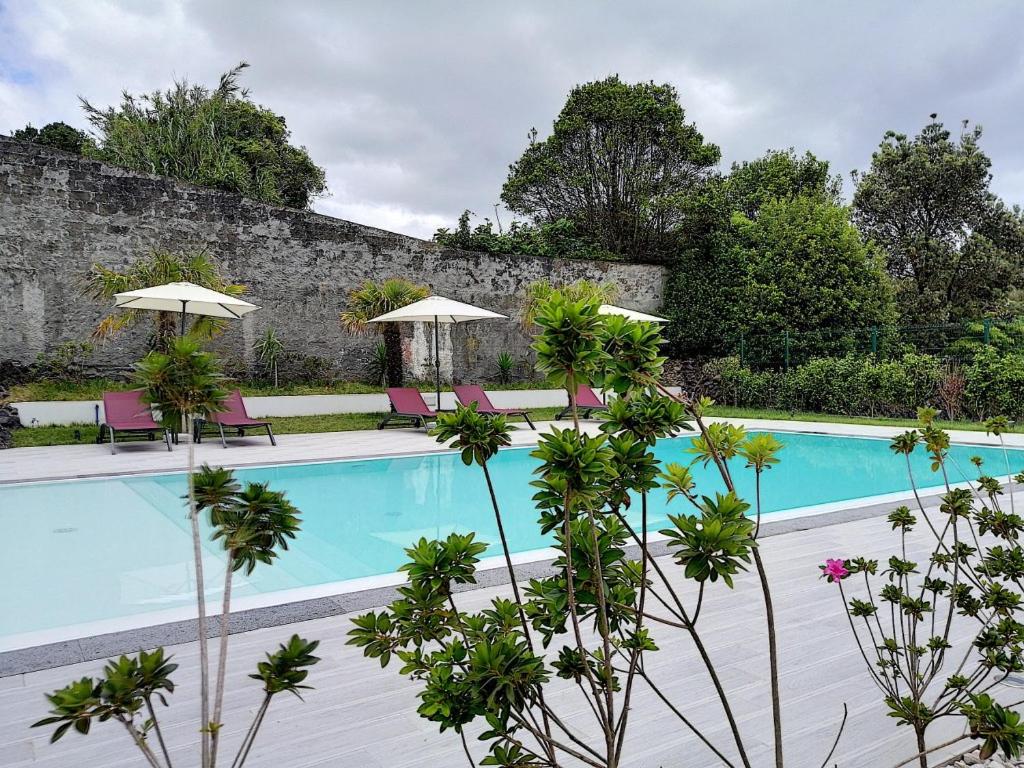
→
(2, 431, 1023, 646)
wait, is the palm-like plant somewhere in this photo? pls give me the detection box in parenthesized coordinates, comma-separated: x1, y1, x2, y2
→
(193, 466, 301, 766)
(340, 278, 429, 388)
(252, 327, 284, 388)
(86, 250, 246, 351)
(134, 337, 225, 765)
(35, 344, 318, 768)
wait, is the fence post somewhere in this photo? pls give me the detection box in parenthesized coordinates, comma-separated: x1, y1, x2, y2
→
(739, 333, 746, 367)
(870, 326, 878, 355)
(784, 330, 791, 373)
(983, 318, 992, 345)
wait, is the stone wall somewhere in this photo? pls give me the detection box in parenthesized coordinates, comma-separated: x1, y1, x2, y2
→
(0, 136, 666, 384)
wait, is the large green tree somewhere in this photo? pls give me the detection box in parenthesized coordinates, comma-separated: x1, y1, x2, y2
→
(853, 116, 1024, 323)
(664, 149, 894, 361)
(501, 76, 720, 261)
(80, 62, 326, 209)
(11, 121, 91, 154)
(735, 195, 895, 363)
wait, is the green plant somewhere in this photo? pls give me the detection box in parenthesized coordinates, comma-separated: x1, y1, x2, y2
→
(367, 341, 389, 388)
(252, 327, 284, 388)
(340, 278, 430, 388)
(80, 62, 325, 209)
(86, 249, 246, 352)
(433, 210, 617, 262)
(34, 431, 318, 764)
(349, 291, 841, 767)
(519, 278, 618, 329)
(12, 120, 91, 154)
(825, 412, 1024, 767)
(853, 116, 1024, 323)
(32, 341, 94, 384)
(495, 352, 515, 385)
(501, 76, 720, 261)
(964, 348, 1024, 420)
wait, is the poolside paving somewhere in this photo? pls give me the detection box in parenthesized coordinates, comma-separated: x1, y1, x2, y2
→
(2, 499, 1019, 768)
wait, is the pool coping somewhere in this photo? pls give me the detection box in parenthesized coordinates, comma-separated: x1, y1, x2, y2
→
(0, 486, 962, 677)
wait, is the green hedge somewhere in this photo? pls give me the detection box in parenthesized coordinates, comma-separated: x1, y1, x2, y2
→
(705, 351, 1023, 420)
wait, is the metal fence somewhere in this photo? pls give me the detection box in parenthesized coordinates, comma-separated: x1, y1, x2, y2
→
(737, 318, 1024, 371)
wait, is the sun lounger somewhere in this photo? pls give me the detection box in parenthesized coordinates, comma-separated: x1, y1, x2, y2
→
(98, 390, 172, 454)
(379, 387, 438, 429)
(555, 385, 606, 421)
(195, 389, 276, 447)
(453, 384, 535, 429)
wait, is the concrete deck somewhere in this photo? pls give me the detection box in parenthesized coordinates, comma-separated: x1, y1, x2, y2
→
(1, 506, 1009, 768)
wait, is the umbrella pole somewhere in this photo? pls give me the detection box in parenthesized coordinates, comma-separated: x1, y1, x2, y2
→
(434, 316, 441, 411)
(180, 300, 187, 336)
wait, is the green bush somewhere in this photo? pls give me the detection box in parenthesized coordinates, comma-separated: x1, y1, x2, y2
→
(704, 353, 945, 418)
(963, 348, 1024, 419)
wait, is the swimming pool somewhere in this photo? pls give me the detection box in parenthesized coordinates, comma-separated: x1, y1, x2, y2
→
(2, 431, 1023, 649)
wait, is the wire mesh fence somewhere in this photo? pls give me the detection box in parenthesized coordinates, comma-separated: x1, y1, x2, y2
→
(737, 317, 1024, 370)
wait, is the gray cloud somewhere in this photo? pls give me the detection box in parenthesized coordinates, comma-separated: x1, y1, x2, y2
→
(3, 0, 1023, 238)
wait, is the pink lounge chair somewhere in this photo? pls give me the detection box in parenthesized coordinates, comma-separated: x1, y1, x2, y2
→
(196, 389, 276, 447)
(556, 385, 606, 421)
(379, 387, 437, 429)
(98, 390, 171, 454)
(453, 385, 535, 429)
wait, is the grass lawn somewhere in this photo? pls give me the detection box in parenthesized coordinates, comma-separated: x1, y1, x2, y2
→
(8, 378, 554, 402)
(706, 405, 1017, 434)
(10, 407, 566, 448)
(8, 404, 1011, 449)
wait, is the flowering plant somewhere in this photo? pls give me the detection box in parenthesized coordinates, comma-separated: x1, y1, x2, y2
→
(828, 409, 1024, 767)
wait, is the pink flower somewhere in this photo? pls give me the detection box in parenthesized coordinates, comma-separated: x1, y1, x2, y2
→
(822, 558, 849, 583)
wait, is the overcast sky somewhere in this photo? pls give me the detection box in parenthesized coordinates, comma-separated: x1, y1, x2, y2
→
(3, 1, 1024, 239)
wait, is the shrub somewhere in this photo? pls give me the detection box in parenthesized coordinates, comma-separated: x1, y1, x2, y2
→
(703, 353, 946, 418)
(824, 412, 1024, 766)
(347, 294, 839, 766)
(32, 341, 95, 384)
(964, 348, 1024, 419)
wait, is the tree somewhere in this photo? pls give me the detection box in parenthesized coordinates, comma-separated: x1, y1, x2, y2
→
(663, 149, 888, 361)
(349, 292, 846, 767)
(252, 326, 284, 388)
(825, 410, 1024, 767)
(86, 250, 247, 352)
(501, 76, 720, 262)
(726, 148, 842, 219)
(31, 338, 319, 768)
(734, 195, 896, 365)
(433, 210, 616, 261)
(80, 62, 326, 209)
(853, 116, 1024, 323)
(11, 121, 91, 154)
(340, 278, 430, 388)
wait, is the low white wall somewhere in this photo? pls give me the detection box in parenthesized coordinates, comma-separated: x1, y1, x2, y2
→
(13, 387, 684, 427)
(12, 393, 563, 425)
(14, 400, 103, 427)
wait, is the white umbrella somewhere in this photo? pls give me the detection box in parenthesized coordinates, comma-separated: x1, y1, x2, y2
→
(368, 295, 507, 407)
(599, 304, 669, 324)
(114, 281, 260, 335)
